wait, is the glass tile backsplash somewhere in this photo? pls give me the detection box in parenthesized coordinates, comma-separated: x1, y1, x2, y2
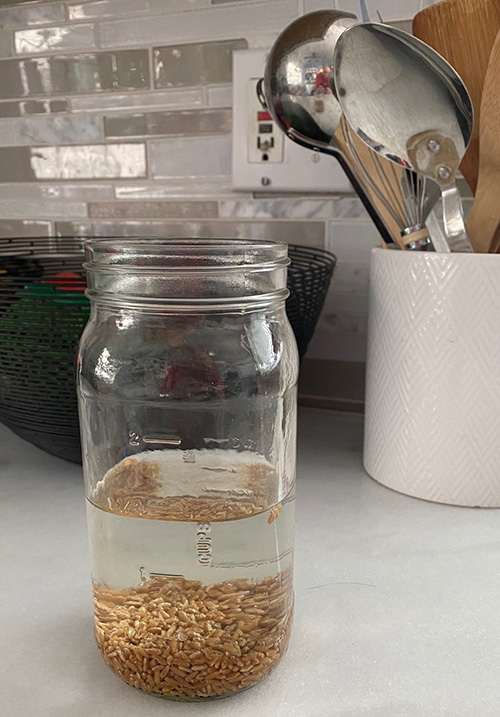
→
(0, 50, 150, 98)
(0, 0, 442, 366)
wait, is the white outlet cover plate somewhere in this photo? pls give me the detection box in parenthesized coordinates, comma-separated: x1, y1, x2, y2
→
(232, 48, 352, 194)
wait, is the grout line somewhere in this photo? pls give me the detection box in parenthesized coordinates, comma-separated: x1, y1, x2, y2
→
(144, 139, 153, 181)
(6, 28, 14, 59)
(148, 46, 154, 91)
(322, 217, 329, 251)
(98, 113, 106, 143)
(94, 16, 101, 50)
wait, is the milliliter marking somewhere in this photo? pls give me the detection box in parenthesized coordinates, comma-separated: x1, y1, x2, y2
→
(129, 431, 181, 447)
(139, 567, 185, 583)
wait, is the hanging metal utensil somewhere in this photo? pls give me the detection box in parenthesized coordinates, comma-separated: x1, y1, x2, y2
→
(260, 11, 438, 250)
(334, 22, 474, 252)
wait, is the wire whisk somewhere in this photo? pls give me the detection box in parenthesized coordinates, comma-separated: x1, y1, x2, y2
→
(339, 117, 437, 250)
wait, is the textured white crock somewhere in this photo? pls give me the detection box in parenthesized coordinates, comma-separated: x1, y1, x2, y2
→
(364, 248, 500, 507)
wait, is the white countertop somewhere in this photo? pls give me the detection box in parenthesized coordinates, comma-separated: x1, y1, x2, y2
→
(2, 408, 500, 717)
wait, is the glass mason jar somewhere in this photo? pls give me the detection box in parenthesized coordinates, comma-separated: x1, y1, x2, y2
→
(77, 239, 299, 701)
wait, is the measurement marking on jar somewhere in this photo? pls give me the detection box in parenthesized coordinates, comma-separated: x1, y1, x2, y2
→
(139, 567, 184, 583)
(128, 431, 181, 447)
(143, 437, 181, 446)
(196, 523, 212, 566)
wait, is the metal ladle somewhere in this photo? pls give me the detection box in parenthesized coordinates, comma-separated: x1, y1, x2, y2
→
(261, 10, 439, 250)
(334, 22, 474, 252)
(261, 9, 398, 247)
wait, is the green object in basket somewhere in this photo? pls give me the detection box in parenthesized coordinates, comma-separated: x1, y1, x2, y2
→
(0, 280, 90, 408)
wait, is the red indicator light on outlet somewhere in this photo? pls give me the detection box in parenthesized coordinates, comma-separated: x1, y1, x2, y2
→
(258, 111, 272, 121)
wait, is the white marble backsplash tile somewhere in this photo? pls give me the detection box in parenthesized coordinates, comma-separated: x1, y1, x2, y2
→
(337, 0, 420, 20)
(99, 1, 300, 48)
(304, 1, 337, 13)
(331, 197, 368, 219)
(68, 0, 210, 21)
(0, 218, 52, 236)
(206, 85, 233, 107)
(30, 143, 147, 179)
(307, 288, 369, 362)
(328, 221, 381, 264)
(0, 3, 65, 28)
(15, 23, 96, 55)
(114, 178, 237, 199)
(331, 262, 370, 295)
(0, 198, 87, 218)
(150, 136, 232, 178)
(71, 89, 205, 113)
(219, 199, 337, 220)
(17, 114, 101, 145)
(0, 182, 115, 200)
(54, 218, 327, 247)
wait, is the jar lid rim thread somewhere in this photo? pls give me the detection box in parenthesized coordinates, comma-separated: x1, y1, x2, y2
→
(85, 288, 290, 312)
(83, 258, 290, 275)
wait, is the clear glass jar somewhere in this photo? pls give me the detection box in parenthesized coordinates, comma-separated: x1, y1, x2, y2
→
(77, 239, 299, 701)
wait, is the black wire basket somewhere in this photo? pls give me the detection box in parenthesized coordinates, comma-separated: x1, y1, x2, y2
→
(0, 238, 335, 463)
(286, 244, 336, 360)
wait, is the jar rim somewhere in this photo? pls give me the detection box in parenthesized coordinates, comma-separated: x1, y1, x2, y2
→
(85, 238, 288, 267)
(84, 238, 290, 306)
(85, 238, 286, 250)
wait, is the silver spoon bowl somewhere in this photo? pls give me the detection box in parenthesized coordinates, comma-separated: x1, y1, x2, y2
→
(264, 10, 356, 152)
(334, 22, 474, 252)
(261, 10, 400, 247)
(261, 11, 441, 249)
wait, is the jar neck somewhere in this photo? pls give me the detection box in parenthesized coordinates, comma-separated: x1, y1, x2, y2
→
(84, 239, 290, 310)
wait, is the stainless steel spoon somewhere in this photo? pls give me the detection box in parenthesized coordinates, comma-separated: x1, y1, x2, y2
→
(261, 10, 441, 250)
(334, 22, 474, 252)
(261, 9, 400, 247)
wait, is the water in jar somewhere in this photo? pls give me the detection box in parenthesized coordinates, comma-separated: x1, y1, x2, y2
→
(86, 448, 294, 700)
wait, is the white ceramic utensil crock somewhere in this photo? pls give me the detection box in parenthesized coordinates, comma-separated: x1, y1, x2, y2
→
(364, 248, 500, 507)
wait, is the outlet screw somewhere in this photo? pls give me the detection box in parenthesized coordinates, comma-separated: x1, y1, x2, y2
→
(438, 165, 451, 181)
(428, 139, 441, 153)
(261, 176, 271, 186)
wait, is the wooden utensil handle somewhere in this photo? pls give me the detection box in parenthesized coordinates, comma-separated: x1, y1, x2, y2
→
(467, 183, 500, 252)
(334, 124, 407, 250)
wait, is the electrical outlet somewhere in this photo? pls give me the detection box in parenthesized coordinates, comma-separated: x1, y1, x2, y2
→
(232, 48, 352, 193)
(247, 78, 284, 164)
